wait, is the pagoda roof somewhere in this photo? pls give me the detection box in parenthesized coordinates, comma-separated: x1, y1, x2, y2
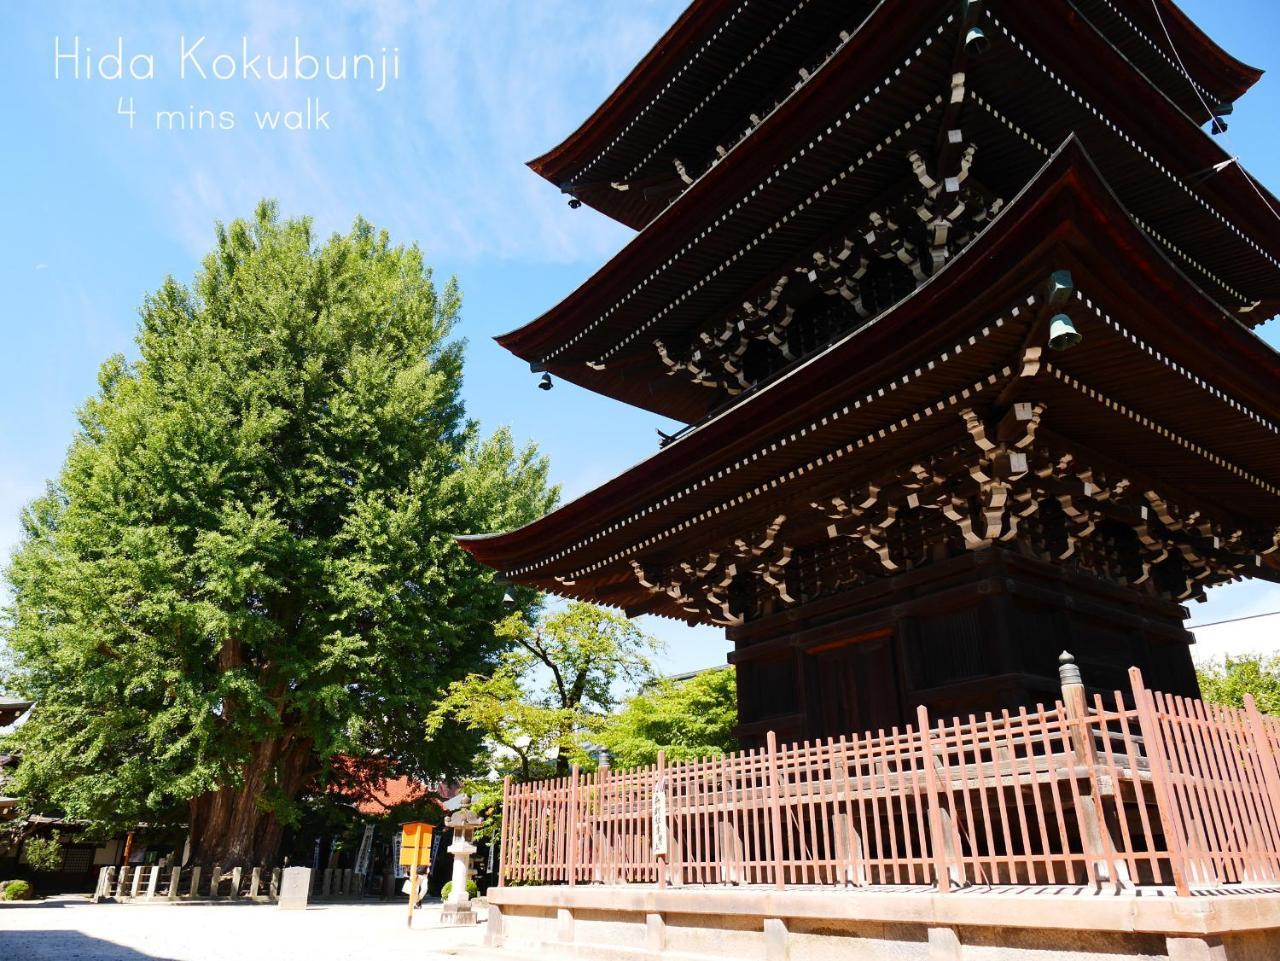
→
(533, 0, 1261, 229)
(460, 138, 1280, 622)
(502, 0, 1280, 424)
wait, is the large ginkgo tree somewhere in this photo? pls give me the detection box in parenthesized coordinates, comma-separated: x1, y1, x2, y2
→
(2, 202, 556, 865)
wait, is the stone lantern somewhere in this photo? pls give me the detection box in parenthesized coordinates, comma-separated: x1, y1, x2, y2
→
(441, 793, 484, 925)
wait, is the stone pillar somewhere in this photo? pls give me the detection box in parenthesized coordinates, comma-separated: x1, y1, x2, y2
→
(186, 865, 202, 900)
(130, 864, 144, 898)
(928, 926, 962, 961)
(230, 866, 243, 899)
(1166, 935, 1228, 961)
(556, 907, 574, 942)
(485, 904, 505, 948)
(167, 866, 181, 901)
(145, 865, 160, 899)
(210, 864, 222, 898)
(270, 868, 281, 900)
(248, 867, 261, 899)
(115, 865, 131, 899)
(277, 866, 312, 911)
(93, 866, 115, 902)
(646, 913, 666, 953)
(763, 917, 789, 961)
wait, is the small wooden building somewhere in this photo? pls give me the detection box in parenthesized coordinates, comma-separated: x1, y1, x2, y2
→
(459, 0, 1280, 747)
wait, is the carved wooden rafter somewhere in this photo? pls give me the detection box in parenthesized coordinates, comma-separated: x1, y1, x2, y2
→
(812, 404, 1278, 603)
(653, 145, 1004, 397)
(628, 514, 793, 625)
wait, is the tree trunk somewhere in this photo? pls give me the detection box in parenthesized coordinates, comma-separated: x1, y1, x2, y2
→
(185, 735, 313, 866)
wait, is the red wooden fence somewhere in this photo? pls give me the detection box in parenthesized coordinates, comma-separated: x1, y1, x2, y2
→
(498, 666, 1280, 896)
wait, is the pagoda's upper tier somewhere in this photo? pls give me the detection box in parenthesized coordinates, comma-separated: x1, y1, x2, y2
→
(532, 0, 1261, 230)
(501, 0, 1280, 424)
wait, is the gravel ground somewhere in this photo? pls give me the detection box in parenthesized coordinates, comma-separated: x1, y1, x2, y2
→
(0, 896, 487, 961)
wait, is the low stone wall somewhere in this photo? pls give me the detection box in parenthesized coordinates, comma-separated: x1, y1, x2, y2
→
(481, 885, 1280, 961)
(94, 864, 374, 903)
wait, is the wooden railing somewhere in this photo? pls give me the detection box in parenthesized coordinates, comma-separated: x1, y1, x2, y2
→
(498, 665, 1280, 896)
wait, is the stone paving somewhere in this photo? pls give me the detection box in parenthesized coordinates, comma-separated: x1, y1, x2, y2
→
(0, 896, 487, 961)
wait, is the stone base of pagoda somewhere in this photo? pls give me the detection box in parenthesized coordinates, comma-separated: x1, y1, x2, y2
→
(476, 884, 1280, 961)
(730, 547, 1200, 749)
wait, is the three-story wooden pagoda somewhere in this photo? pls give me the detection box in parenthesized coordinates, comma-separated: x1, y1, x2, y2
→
(460, 0, 1280, 747)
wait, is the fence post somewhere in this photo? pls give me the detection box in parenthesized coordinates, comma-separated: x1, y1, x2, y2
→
(498, 775, 512, 888)
(1059, 652, 1095, 767)
(1243, 695, 1280, 829)
(1130, 667, 1190, 897)
(1061, 652, 1125, 891)
(656, 750, 668, 890)
(568, 765, 580, 886)
(918, 705, 951, 894)
(765, 731, 787, 890)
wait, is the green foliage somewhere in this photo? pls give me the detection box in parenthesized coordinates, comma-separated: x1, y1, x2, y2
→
(20, 833, 64, 873)
(427, 602, 660, 785)
(440, 878, 478, 900)
(1, 879, 34, 901)
(596, 667, 737, 767)
(1, 201, 558, 846)
(1197, 655, 1280, 715)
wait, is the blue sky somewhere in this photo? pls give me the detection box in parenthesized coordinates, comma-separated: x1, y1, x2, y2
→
(2, 0, 1279, 675)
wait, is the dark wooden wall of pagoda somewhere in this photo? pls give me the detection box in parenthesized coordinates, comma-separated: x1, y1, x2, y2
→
(729, 547, 1199, 748)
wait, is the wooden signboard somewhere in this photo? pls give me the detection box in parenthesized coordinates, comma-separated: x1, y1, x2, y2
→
(399, 822, 433, 866)
(400, 821, 434, 927)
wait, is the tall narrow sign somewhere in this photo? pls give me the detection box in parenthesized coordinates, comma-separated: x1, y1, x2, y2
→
(651, 777, 668, 857)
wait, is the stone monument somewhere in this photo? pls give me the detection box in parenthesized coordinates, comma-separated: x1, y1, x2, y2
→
(441, 793, 483, 925)
(276, 865, 312, 911)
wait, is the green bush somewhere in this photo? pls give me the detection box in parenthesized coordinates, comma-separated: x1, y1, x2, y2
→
(2, 879, 34, 901)
(20, 834, 63, 873)
(440, 878, 478, 900)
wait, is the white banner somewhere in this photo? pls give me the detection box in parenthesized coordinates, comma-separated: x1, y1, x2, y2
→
(354, 824, 375, 876)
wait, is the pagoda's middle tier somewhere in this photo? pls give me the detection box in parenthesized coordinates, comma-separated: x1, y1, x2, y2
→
(460, 141, 1280, 628)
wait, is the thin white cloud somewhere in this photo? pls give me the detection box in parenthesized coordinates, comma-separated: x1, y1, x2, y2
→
(31, 0, 680, 264)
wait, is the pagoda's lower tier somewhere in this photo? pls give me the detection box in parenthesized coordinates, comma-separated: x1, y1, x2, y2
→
(729, 547, 1197, 749)
(459, 141, 1280, 753)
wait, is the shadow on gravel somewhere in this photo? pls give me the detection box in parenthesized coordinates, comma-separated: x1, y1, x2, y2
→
(0, 931, 170, 961)
(0, 900, 72, 908)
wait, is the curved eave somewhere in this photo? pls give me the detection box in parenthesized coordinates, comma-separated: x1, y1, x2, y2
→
(528, 0, 1261, 229)
(460, 137, 1280, 578)
(527, 0, 734, 193)
(1148, 0, 1263, 101)
(996, 1, 1280, 276)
